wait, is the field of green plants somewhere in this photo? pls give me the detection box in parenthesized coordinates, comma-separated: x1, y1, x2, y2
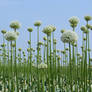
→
(0, 16, 92, 92)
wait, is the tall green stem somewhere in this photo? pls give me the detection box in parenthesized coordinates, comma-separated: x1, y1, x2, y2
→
(47, 35, 50, 92)
(69, 43, 73, 92)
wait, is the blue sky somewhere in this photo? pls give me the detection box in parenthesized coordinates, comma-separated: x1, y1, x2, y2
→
(0, 0, 92, 55)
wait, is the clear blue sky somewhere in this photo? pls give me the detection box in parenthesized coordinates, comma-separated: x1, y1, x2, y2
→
(0, 0, 92, 55)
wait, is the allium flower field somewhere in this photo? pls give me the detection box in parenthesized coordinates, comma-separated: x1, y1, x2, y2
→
(0, 16, 92, 92)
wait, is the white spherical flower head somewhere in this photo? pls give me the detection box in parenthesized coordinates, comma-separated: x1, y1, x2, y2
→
(38, 62, 47, 69)
(34, 21, 42, 27)
(4, 31, 19, 41)
(42, 25, 53, 35)
(69, 16, 79, 27)
(10, 21, 21, 29)
(49, 25, 56, 32)
(61, 30, 78, 43)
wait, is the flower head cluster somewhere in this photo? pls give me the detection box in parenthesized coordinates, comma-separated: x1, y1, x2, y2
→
(38, 41, 43, 46)
(1, 30, 7, 34)
(89, 25, 92, 30)
(18, 48, 22, 51)
(53, 39, 57, 44)
(61, 29, 66, 33)
(38, 62, 47, 69)
(43, 36, 47, 41)
(1, 43, 6, 47)
(34, 21, 42, 27)
(69, 16, 79, 27)
(61, 30, 78, 43)
(86, 24, 91, 29)
(27, 27, 33, 32)
(84, 16, 92, 22)
(10, 21, 21, 29)
(80, 26, 89, 33)
(4, 31, 19, 41)
(27, 48, 30, 52)
(12, 43, 16, 47)
(42, 25, 53, 35)
(49, 25, 56, 32)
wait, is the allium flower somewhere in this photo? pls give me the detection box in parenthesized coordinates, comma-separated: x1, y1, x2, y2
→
(86, 24, 91, 29)
(61, 50, 66, 54)
(1, 30, 7, 34)
(1, 43, 6, 47)
(89, 25, 92, 30)
(61, 30, 78, 43)
(10, 21, 21, 29)
(45, 43, 47, 47)
(61, 29, 66, 33)
(83, 37, 86, 41)
(28, 40, 31, 44)
(84, 16, 92, 21)
(81, 26, 87, 31)
(34, 21, 42, 27)
(38, 41, 43, 46)
(27, 27, 33, 32)
(4, 31, 19, 41)
(12, 43, 16, 47)
(42, 25, 53, 35)
(27, 48, 30, 52)
(18, 48, 22, 51)
(53, 39, 57, 44)
(43, 36, 47, 41)
(57, 55, 61, 60)
(38, 62, 47, 69)
(69, 16, 79, 27)
(49, 25, 56, 32)
(80, 26, 89, 33)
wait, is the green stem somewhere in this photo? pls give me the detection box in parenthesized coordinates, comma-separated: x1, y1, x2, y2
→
(69, 43, 73, 92)
(47, 35, 50, 92)
(37, 26, 40, 91)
